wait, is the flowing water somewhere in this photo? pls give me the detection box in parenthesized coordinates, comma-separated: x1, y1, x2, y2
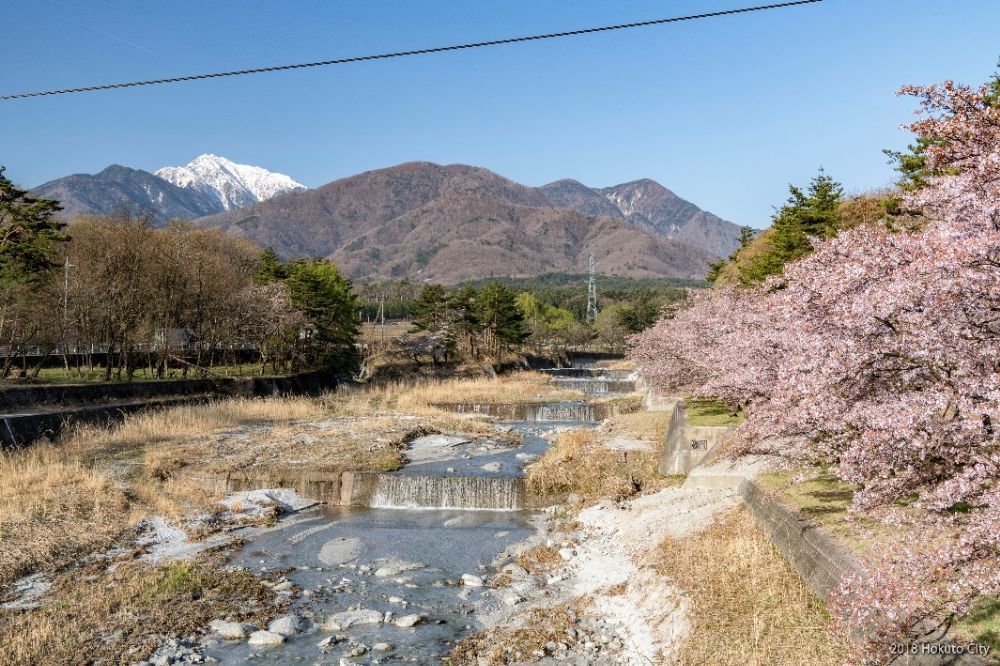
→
(207, 363, 631, 664)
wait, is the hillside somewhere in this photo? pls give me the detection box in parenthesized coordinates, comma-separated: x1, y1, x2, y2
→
(541, 178, 742, 257)
(195, 162, 717, 282)
(31, 156, 305, 223)
(31, 165, 223, 222)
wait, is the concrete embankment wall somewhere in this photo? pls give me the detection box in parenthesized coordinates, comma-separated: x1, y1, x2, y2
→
(0, 368, 340, 448)
(657, 400, 734, 475)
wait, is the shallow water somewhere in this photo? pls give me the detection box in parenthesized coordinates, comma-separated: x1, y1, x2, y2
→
(210, 507, 535, 664)
(208, 366, 629, 664)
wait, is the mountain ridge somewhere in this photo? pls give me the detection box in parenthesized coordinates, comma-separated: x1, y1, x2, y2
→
(194, 161, 718, 283)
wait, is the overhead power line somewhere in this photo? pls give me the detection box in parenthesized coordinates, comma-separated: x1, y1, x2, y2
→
(0, 0, 822, 101)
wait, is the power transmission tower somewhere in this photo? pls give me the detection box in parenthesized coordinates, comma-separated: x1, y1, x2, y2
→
(586, 254, 598, 324)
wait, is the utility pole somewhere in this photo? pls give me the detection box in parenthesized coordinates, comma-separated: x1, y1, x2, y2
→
(586, 254, 598, 324)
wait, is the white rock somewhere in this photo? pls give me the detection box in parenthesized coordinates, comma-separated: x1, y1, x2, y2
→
(270, 580, 293, 592)
(388, 596, 405, 604)
(558, 547, 575, 561)
(393, 614, 424, 628)
(461, 574, 485, 587)
(503, 594, 525, 606)
(480, 462, 502, 472)
(247, 630, 285, 647)
(322, 609, 383, 631)
(267, 614, 305, 636)
(209, 620, 248, 640)
(373, 642, 394, 651)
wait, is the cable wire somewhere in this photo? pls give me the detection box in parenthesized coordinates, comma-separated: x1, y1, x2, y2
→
(0, 0, 822, 101)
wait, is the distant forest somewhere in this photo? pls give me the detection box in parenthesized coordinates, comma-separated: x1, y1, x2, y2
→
(356, 273, 702, 323)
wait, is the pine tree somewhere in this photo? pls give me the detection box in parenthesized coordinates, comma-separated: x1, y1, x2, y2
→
(285, 258, 360, 374)
(740, 170, 843, 285)
(475, 282, 527, 355)
(0, 166, 67, 288)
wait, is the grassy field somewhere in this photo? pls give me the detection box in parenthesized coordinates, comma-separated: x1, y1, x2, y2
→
(684, 397, 745, 427)
(658, 506, 846, 665)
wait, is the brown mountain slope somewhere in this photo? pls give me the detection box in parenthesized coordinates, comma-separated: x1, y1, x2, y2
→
(196, 162, 715, 283)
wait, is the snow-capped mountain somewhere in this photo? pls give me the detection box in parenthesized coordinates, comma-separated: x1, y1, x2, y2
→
(155, 154, 305, 211)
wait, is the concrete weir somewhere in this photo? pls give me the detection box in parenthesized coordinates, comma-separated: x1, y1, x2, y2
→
(434, 400, 635, 422)
(341, 471, 526, 511)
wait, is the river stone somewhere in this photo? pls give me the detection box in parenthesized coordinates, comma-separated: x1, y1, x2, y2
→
(461, 574, 485, 587)
(480, 462, 502, 472)
(268, 614, 305, 636)
(410, 434, 469, 449)
(504, 594, 525, 606)
(318, 537, 364, 565)
(247, 630, 285, 646)
(373, 642, 394, 651)
(393, 614, 424, 628)
(502, 563, 528, 578)
(209, 620, 249, 640)
(323, 609, 383, 631)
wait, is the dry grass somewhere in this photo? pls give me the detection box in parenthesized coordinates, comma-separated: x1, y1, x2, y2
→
(0, 558, 280, 666)
(0, 446, 135, 589)
(602, 409, 670, 443)
(62, 395, 330, 461)
(526, 429, 679, 504)
(447, 602, 592, 665)
(658, 507, 846, 665)
(394, 371, 584, 411)
(515, 544, 564, 574)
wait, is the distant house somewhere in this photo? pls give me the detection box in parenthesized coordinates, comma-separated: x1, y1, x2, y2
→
(153, 328, 198, 351)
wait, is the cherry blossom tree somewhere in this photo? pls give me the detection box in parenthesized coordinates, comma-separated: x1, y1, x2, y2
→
(631, 77, 1000, 661)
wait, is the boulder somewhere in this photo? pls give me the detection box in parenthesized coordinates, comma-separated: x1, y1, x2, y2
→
(393, 614, 424, 628)
(209, 620, 248, 640)
(323, 609, 383, 631)
(461, 574, 485, 587)
(247, 630, 285, 647)
(268, 614, 305, 636)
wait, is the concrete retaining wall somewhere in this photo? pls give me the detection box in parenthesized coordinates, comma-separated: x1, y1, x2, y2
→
(658, 400, 734, 475)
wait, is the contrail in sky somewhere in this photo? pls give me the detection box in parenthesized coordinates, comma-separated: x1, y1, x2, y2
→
(90, 27, 153, 54)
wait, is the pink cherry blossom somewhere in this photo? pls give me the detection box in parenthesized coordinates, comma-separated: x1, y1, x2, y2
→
(630, 78, 1000, 661)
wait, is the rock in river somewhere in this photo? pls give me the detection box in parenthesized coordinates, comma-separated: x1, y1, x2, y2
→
(247, 630, 285, 646)
(268, 614, 305, 636)
(393, 614, 424, 628)
(323, 609, 383, 631)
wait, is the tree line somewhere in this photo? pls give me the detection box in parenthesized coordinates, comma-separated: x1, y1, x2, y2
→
(0, 173, 359, 380)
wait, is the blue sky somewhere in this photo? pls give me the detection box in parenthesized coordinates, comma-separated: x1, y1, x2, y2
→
(2, 0, 998, 228)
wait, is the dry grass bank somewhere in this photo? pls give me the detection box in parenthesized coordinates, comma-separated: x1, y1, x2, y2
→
(526, 429, 679, 505)
(0, 559, 279, 665)
(0, 447, 134, 589)
(658, 507, 846, 666)
(0, 395, 332, 590)
(447, 602, 592, 665)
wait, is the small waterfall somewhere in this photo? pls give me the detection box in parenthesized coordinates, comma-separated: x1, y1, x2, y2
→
(368, 474, 525, 511)
(436, 401, 632, 422)
(542, 368, 634, 381)
(549, 378, 637, 395)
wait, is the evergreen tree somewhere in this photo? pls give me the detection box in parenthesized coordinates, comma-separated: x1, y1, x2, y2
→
(475, 282, 527, 354)
(256, 247, 289, 283)
(0, 166, 67, 288)
(740, 170, 843, 285)
(285, 258, 360, 374)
